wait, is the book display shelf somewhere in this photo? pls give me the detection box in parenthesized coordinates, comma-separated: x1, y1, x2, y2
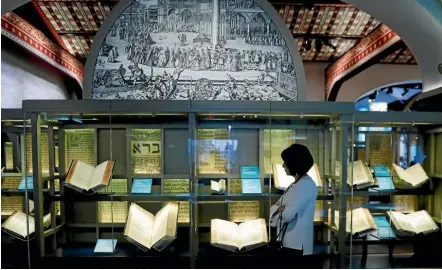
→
(327, 111, 442, 268)
(1, 101, 441, 269)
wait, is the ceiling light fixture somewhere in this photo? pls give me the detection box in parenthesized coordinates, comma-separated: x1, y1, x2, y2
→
(367, 92, 377, 102)
(315, 39, 322, 52)
(402, 89, 410, 96)
(304, 39, 312, 51)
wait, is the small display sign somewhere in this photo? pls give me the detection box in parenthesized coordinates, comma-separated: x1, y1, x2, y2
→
(18, 176, 33, 191)
(131, 178, 152, 194)
(241, 178, 262, 194)
(372, 165, 391, 177)
(94, 239, 117, 253)
(240, 165, 260, 179)
(376, 176, 395, 191)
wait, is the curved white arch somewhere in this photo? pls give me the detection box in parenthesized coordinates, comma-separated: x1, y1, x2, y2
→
(344, 0, 442, 98)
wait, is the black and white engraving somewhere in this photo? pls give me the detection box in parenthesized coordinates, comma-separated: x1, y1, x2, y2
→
(92, 0, 298, 101)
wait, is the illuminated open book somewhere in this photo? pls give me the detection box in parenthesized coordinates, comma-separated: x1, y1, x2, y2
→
(211, 218, 268, 252)
(65, 160, 115, 193)
(392, 163, 429, 188)
(387, 210, 439, 236)
(348, 160, 375, 189)
(124, 202, 178, 252)
(272, 163, 322, 190)
(1, 211, 52, 239)
(211, 179, 226, 194)
(334, 208, 378, 237)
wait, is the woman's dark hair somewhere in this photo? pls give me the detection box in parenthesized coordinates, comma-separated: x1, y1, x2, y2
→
(281, 143, 314, 176)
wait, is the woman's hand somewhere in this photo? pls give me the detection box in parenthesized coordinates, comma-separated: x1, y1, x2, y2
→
(276, 205, 285, 213)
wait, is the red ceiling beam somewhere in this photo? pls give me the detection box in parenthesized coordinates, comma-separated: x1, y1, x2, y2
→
(1, 12, 84, 86)
(325, 24, 401, 101)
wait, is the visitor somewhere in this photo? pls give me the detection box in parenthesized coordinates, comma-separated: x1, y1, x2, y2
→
(270, 144, 318, 268)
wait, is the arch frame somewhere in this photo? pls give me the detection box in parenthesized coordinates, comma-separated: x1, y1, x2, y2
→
(83, 0, 307, 101)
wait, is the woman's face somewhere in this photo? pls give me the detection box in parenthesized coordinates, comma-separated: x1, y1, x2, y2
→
(282, 162, 291, 176)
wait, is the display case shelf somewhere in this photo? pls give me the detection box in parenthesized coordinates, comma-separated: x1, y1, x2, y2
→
(48, 193, 334, 202)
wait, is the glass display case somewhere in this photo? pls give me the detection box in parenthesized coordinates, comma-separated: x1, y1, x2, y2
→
(6, 100, 441, 269)
(344, 112, 442, 268)
(14, 100, 354, 268)
(1, 109, 34, 268)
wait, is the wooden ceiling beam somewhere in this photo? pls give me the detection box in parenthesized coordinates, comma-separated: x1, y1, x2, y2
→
(269, 0, 350, 7)
(58, 31, 97, 35)
(325, 24, 402, 101)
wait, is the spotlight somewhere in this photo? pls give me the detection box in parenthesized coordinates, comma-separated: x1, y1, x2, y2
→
(367, 92, 377, 102)
(323, 38, 337, 49)
(402, 89, 410, 96)
(314, 39, 323, 52)
(304, 39, 312, 51)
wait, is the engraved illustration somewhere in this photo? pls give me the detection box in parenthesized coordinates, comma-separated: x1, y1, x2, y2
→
(92, 0, 297, 101)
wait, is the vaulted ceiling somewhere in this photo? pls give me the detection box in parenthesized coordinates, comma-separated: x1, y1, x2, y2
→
(21, 0, 416, 64)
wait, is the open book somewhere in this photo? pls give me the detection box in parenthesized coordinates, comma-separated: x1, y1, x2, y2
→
(65, 160, 115, 193)
(123, 202, 178, 251)
(1, 211, 52, 239)
(387, 210, 439, 236)
(211, 179, 226, 194)
(272, 163, 322, 190)
(392, 163, 429, 188)
(334, 208, 378, 237)
(211, 218, 268, 252)
(348, 161, 375, 189)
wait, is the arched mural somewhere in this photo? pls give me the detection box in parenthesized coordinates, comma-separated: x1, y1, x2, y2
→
(91, 0, 300, 101)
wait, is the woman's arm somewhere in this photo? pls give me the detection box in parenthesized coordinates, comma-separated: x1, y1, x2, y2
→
(280, 181, 316, 223)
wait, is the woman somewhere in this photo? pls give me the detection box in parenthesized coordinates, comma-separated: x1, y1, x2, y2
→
(271, 144, 318, 268)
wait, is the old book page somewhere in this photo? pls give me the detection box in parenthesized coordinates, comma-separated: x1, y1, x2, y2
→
(228, 179, 259, 222)
(402, 164, 429, 187)
(65, 129, 95, 173)
(387, 211, 414, 233)
(197, 129, 229, 174)
(131, 129, 162, 174)
(98, 179, 128, 223)
(124, 203, 155, 249)
(346, 208, 377, 235)
(89, 161, 114, 188)
(163, 179, 189, 223)
(272, 164, 295, 190)
(392, 195, 417, 213)
(2, 211, 35, 238)
(348, 161, 373, 186)
(211, 219, 239, 248)
(307, 163, 323, 187)
(151, 202, 178, 247)
(4, 142, 13, 170)
(406, 210, 438, 234)
(98, 201, 128, 223)
(43, 213, 51, 228)
(264, 130, 294, 174)
(26, 133, 49, 173)
(66, 160, 95, 190)
(238, 218, 267, 250)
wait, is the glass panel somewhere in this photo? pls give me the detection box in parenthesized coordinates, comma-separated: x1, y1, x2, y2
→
(270, 109, 342, 268)
(348, 113, 442, 268)
(1, 116, 30, 268)
(193, 110, 271, 268)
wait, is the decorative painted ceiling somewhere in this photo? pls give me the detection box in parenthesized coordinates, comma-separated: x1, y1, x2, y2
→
(31, 0, 416, 64)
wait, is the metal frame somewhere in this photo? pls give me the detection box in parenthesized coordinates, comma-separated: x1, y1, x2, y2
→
(18, 100, 442, 269)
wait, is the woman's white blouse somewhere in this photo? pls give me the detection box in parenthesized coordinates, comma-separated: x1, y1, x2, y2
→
(272, 175, 318, 255)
